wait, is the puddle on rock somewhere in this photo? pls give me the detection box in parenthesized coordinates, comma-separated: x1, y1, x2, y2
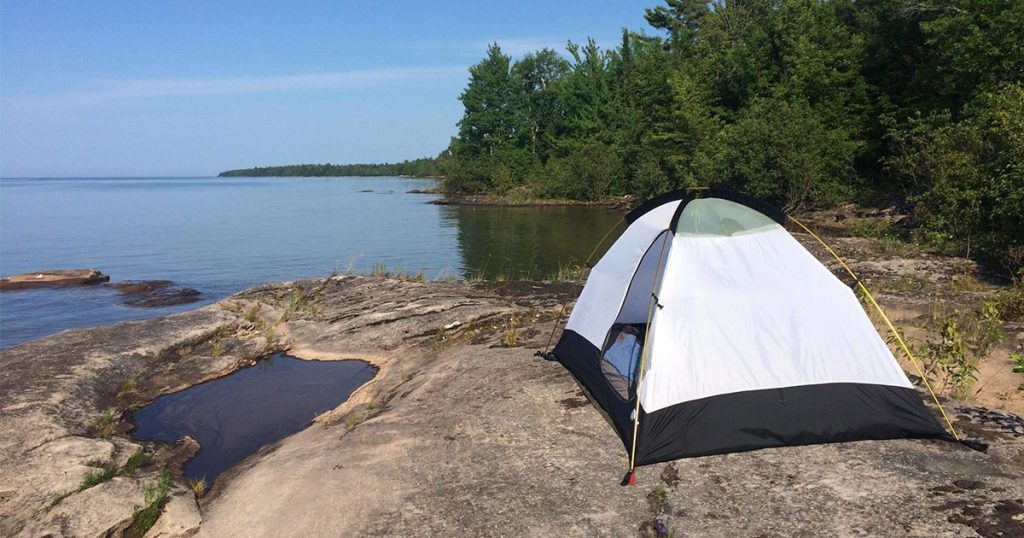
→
(129, 353, 376, 486)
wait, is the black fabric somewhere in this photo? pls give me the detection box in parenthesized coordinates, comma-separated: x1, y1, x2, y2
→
(624, 190, 695, 224)
(552, 329, 637, 450)
(634, 383, 951, 466)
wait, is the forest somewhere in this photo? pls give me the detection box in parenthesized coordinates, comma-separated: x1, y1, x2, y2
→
(218, 158, 439, 178)
(439, 0, 1023, 273)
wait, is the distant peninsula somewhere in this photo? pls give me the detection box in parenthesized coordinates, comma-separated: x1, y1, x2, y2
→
(218, 157, 439, 178)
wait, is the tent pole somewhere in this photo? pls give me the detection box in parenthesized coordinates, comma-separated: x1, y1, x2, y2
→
(628, 230, 672, 475)
(788, 216, 961, 441)
(540, 218, 626, 355)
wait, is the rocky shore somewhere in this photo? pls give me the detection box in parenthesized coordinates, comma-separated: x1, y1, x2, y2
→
(1, 234, 1022, 536)
(0, 269, 110, 290)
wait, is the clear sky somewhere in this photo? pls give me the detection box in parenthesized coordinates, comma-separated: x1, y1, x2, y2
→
(1, 1, 661, 177)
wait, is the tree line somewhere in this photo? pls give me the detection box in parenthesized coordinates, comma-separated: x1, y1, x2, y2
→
(439, 0, 1023, 273)
(218, 158, 440, 178)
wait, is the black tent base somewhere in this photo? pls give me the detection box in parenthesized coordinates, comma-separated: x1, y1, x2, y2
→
(634, 382, 953, 466)
(552, 330, 953, 467)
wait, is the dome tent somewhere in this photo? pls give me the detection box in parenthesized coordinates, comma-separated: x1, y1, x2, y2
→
(548, 189, 953, 482)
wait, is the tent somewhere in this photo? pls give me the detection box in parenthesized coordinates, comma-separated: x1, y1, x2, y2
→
(548, 189, 953, 479)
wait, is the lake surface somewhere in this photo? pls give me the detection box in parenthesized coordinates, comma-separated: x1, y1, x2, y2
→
(0, 177, 621, 348)
(128, 353, 376, 486)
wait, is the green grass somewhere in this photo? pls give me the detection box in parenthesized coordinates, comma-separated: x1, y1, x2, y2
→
(117, 378, 137, 397)
(130, 471, 171, 535)
(80, 460, 119, 489)
(122, 449, 145, 475)
(92, 410, 117, 437)
(49, 449, 147, 510)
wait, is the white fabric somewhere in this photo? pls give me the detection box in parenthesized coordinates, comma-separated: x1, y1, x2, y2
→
(566, 201, 680, 347)
(639, 226, 913, 413)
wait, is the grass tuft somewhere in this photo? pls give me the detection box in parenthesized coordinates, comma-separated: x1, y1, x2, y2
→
(92, 410, 117, 438)
(117, 378, 137, 397)
(189, 477, 207, 498)
(130, 471, 171, 535)
(80, 460, 119, 489)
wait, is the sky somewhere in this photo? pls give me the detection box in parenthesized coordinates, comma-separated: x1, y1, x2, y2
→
(1, 1, 661, 177)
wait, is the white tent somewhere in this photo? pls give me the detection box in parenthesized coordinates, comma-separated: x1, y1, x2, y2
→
(550, 189, 950, 474)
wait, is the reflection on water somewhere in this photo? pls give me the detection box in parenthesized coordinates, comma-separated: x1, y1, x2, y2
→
(129, 354, 376, 486)
(0, 177, 623, 347)
(444, 205, 622, 280)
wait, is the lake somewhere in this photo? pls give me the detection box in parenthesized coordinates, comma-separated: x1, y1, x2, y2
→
(0, 177, 621, 348)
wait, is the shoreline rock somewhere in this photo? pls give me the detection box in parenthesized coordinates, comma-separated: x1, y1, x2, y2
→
(104, 280, 201, 307)
(0, 269, 110, 290)
(1, 266, 1022, 536)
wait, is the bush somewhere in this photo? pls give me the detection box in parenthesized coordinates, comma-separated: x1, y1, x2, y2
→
(698, 97, 858, 211)
(630, 154, 672, 199)
(533, 144, 623, 200)
(886, 84, 1024, 273)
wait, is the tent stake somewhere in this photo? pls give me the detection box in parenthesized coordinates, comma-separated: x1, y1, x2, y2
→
(788, 216, 961, 441)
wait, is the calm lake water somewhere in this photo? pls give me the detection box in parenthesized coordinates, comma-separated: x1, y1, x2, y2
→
(0, 177, 621, 348)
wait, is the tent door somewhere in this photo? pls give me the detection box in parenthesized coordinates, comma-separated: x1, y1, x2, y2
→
(600, 229, 672, 399)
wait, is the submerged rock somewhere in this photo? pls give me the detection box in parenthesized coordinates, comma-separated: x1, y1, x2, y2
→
(0, 268, 109, 290)
(104, 280, 201, 307)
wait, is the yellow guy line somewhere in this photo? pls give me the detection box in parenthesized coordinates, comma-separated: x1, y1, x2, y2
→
(788, 216, 960, 441)
(629, 230, 672, 470)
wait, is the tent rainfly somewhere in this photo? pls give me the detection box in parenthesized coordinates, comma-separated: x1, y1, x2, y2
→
(547, 189, 954, 483)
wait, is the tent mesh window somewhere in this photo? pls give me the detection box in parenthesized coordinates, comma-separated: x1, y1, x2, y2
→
(599, 229, 671, 399)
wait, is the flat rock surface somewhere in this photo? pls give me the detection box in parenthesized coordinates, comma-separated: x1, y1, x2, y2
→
(1, 270, 1022, 536)
(0, 268, 110, 290)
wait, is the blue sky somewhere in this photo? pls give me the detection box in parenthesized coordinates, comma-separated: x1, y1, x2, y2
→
(1, 1, 661, 177)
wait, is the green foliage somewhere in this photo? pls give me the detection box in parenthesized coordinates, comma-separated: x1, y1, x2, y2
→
(122, 449, 145, 475)
(990, 285, 1024, 322)
(92, 410, 117, 438)
(1011, 352, 1024, 374)
(923, 302, 1005, 400)
(438, 0, 1023, 271)
(219, 158, 440, 178)
(80, 460, 120, 489)
(50, 450, 148, 510)
(885, 84, 1024, 270)
(533, 143, 623, 200)
(698, 97, 856, 211)
(131, 471, 171, 535)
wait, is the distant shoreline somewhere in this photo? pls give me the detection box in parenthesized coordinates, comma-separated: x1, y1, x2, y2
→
(218, 158, 440, 178)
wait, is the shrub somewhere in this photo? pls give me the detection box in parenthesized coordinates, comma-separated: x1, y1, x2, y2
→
(698, 97, 857, 211)
(886, 84, 1024, 272)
